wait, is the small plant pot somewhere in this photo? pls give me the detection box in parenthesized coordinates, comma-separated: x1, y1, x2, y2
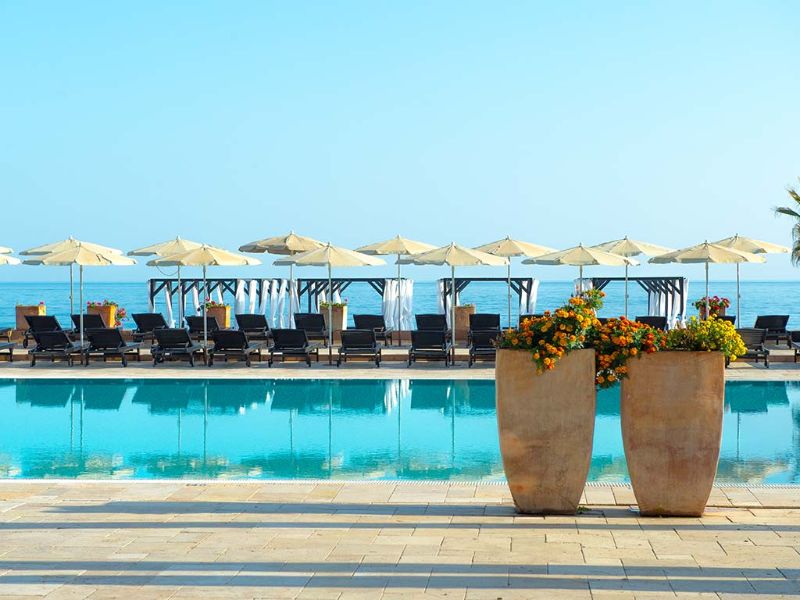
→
(322, 305, 348, 343)
(495, 348, 596, 514)
(621, 351, 725, 517)
(206, 306, 231, 329)
(454, 305, 475, 344)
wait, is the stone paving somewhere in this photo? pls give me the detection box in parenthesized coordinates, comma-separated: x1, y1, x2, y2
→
(2, 481, 800, 599)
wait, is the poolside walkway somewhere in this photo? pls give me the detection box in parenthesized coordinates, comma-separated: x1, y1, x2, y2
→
(3, 481, 800, 599)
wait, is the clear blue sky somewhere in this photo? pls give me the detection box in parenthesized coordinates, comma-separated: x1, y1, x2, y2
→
(1, 1, 798, 282)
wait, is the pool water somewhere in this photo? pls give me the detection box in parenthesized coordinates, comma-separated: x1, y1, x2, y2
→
(0, 379, 797, 483)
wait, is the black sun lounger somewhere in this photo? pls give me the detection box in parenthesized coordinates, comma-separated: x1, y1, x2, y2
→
(131, 313, 169, 343)
(269, 329, 320, 367)
(337, 329, 381, 367)
(352, 314, 393, 346)
(293, 313, 329, 346)
(23, 315, 70, 349)
(84, 328, 143, 367)
(754, 315, 790, 346)
(235, 313, 272, 342)
(29, 330, 88, 367)
(735, 327, 770, 368)
(468, 313, 500, 344)
(208, 329, 266, 367)
(0, 341, 15, 362)
(152, 328, 205, 367)
(185, 315, 221, 340)
(408, 330, 453, 367)
(469, 329, 498, 367)
(71, 313, 107, 331)
(415, 314, 452, 343)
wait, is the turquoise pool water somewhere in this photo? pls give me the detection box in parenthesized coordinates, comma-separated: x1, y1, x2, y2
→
(0, 379, 797, 482)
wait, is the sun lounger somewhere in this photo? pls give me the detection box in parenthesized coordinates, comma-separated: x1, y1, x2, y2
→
(84, 328, 143, 367)
(152, 328, 205, 367)
(293, 313, 329, 346)
(634, 316, 668, 330)
(408, 330, 453, 367)
(71, 313, 107, 331)
(352, 314, 393, 346)
(23, 315, 71, 349)
(753, 315, 790, 346)
(185, 315, 221, 340)
(208, 329, 265, 367)
(469, 329, 498, 367)
(29, 330, 88, 367)
(337, 329, 381, 367)
(269, 329, 320, 366)
(415, 314, 452, 343)
(0, 341, 14, 362)
(735, 328, 769, 367)
(468, 313, 500, 344)
(235, 313, 272, 342)
(131, 313, 169, 343)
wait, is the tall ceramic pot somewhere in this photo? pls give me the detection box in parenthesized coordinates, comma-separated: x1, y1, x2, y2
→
(495, 348, 596, 514)
(621, 351, 724, 517)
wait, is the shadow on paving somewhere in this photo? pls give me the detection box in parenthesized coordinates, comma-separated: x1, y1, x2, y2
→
(0, 562, 796, 593)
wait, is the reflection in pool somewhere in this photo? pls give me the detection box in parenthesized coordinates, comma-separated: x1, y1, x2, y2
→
(0, 379, 797, 482)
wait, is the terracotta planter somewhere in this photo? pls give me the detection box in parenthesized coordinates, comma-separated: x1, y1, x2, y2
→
(16, 304, 45, 330)
(495, 348, 596, 514)
(621, 351, 725, 517)
(87, 304, 116, 327)
(454, 305, 475, 343)
(321, 305, 347, 342)
(206, 306, 231, 328)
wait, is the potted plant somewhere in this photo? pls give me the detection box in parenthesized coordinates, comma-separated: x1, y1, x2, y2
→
(321, 299, 348, 342)
(495, 290, 603, 514)
(204, 299, 231, 328)
(614, 317, 745, 516)
(87, 300, 127, 328)
(693, 295, 730, 319)
(454, 303, 476, 343)
(15, 301, 45, 330)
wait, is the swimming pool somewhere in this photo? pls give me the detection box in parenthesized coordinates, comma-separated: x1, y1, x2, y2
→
(0, 378, 797, 483)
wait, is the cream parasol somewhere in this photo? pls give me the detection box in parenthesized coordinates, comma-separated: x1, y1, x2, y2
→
(591, 237, 673, 317)
(239, 232, 325, 326)
(274, 243, 385, 363)
(474, 236, 556, 327)
(129, 237, 205, 325)
(649, 241, 765, 318)
(22, 244, 136, 345)
(0, 255, 20, 265)
(404, 243, 507, 349)
(356, 235, 437, 344)
(148, 245, 261, 349)
(523, 244, 637, 294)
(20, 237, 125, 315)
(711, 235, 789, 322)
(0, 246, 13, 255)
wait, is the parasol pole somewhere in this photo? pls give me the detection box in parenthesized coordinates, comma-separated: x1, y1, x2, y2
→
(79, 264, 84, 349)
(736, 263, 741, 325)
(177, 266, 182, 327)
(328, 263, 333, 365)
(451, 265, 456, 362)
(396, 254, 402, 346)
(507, 261, 512, 329)
(202, 264, 208, 358)
(288, 262, 294, 327)
(705, 261, 710, 319)
(624, 263, 629, 319)
(69, 264, 74, 316)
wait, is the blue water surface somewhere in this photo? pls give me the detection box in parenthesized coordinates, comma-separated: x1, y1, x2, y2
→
(0, 378, 797, 482)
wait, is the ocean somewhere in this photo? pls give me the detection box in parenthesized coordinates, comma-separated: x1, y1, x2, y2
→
(0, 280, 798, 330)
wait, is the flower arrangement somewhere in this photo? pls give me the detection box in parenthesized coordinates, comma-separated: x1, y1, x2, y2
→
(320, 298, 348, 309)
(86, 299, 127, 327)
(692, 296, 730, 314)
(204, 299, 227, 309)
(588, 318, 667, 388)
(497, 289, 604, 372)
(665, 315, 746, 360)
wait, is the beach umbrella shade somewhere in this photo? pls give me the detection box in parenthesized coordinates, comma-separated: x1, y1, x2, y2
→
(711, 235, 789, 323)
(20, 237, 125, 315)
(356, 236, 437, 344)
(22, 244, 136, 346)
(591, 237, 673, 317)
(0, 246, 12, 254)
(404, 243, 508, 349)
(239, 232, 325, 326)
(649, 241, 765, 318)
(0, 255, 20, 265)
(148, 245, 261, 350)
(523, 244, 637, 297)
(274, 243, 385, 363)
(128, 237, 205, 325)
(474, 236, 556, 328)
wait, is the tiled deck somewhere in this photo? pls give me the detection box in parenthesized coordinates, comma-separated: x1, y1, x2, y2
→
(2, 481, 800, 599)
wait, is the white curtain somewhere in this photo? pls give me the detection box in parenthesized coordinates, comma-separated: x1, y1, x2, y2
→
(258, 280, 270, 316)
(148, 283, 155, 312)
(574, 278, 593, 294)
(234, 280, 247, 315)
(270, 280, 280, 327)
(289, 280, 299, 326)
(164, 287, 175, 327)
(248, 280, 257, 314)
(675, 279, 689, 327)
(400, 279, 414, 330)
(647, 278, 689, 328)
(191, 287, 200, 315)
(519, 279, 539, 316)
(382, 279, 398, 329)
(215, 286, 223, 304)
(276, 279, 286, 328)
(333, 289, 342, 304)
